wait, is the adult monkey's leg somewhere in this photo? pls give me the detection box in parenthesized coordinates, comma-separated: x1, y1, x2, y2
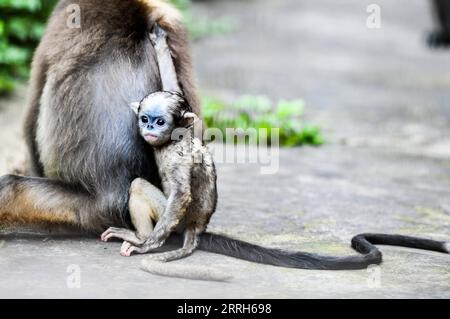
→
(0, 174, 131, 232)
(101, 178, 167, 255)
(0, 175, 87, 229)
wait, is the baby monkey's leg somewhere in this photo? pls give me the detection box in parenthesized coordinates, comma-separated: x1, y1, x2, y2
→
(101, 178, 166, 255)
(129, 187, 192, 254)
(122, 186, 192, 255)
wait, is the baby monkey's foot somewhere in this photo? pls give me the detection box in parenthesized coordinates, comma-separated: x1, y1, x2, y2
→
(114, 243, 148, 256)
(119, 241, 156, 257)
(123, 237, 166, 256)
(150, 23, 167, 46)
(100, 227, 145, 246)
(120, 241, 136, 257)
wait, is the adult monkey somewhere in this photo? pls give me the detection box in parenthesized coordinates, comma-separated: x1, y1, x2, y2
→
(0, 0, 448, 272)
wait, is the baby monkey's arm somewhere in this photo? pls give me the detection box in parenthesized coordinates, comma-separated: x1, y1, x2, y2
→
(151, 24, 181, 93)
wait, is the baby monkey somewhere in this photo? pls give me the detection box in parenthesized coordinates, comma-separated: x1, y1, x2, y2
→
(102, 25, 217, 262)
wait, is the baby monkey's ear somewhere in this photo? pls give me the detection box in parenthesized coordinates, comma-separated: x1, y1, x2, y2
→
(180, 112, 198, 127)
(129, 102, 140, 115)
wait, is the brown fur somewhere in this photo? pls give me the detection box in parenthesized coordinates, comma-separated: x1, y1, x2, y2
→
(0, 175, 79, 227)
(1, 0, 199, 232)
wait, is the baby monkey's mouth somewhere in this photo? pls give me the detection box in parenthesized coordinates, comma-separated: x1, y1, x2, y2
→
(144, 134, 159, 143)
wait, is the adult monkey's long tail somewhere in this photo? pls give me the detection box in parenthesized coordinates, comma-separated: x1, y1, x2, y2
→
(198, 233, 450, 270)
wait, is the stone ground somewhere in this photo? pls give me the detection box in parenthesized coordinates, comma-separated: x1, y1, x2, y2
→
(0, 0, 449, 298)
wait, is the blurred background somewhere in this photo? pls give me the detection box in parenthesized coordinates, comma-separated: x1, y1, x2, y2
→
(0, 0, 449, 298)
(1, 0, 449, 172)
(0, 0, 449, 153)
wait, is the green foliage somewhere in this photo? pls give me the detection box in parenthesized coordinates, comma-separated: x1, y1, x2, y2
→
(202, 95, 325, 147)
(0, 1, 320, 147)
(0, 0, 57, 95)
(0, 0, 234, 95)
(168, 0, 191, 13)
(170, 0, 236, 40)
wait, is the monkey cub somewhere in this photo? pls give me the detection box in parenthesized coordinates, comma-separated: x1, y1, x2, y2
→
(102, 25, 217, 262)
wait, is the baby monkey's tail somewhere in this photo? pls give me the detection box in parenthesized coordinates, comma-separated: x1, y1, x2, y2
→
(140, 229, 232, 282)
(198, 233, 449, 270)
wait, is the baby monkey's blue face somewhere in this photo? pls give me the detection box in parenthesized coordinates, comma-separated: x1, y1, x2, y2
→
(138, 103, 174, 146)
(130, 91, 192, 147)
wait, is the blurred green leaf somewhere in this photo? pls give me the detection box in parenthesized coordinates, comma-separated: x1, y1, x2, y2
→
(0, 0, 42, 11)
(187, 15, 237, 41)
(235, 95, 272, 113)
(276, 99, 304, 119)
(0, 44, 30, 64)
(0, 20, 5, 37)
(203, 95, 324, 147)
(0, 0, 58, 94)
(0, 0, 235, 95)
(8, 17, 46, 41)
(0, 71, 16, 93)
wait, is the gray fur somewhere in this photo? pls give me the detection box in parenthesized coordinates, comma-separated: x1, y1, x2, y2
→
(104, 25, 216, 260)
(1, 0, 199, 232)
(128, 26, 217, 261)
(105, 92, 217, 260)
(139, 119, 217, 258)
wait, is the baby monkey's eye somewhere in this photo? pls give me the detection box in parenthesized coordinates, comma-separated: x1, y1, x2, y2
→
(156, 119, 166, 126)
(141, 116, 149, 123)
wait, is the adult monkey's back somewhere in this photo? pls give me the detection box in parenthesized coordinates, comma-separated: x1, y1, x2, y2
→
(0, 0, 448, 273)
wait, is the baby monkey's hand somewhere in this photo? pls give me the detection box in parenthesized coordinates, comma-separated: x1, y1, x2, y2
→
(150, 23, 168, 47)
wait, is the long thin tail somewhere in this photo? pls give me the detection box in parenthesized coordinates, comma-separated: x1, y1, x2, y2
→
(198, 232, 449, 270)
